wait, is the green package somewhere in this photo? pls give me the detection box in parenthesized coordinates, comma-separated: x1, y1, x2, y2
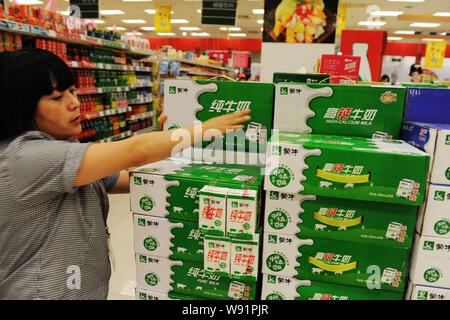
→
(273, 73, 330, 84)
(265, 132, 430, 206)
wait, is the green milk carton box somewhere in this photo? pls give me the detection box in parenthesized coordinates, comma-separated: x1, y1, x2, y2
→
(261, 275, 404, 300)
(163, 79, 275, 153)
(265, 132, 430, 206)
(262, 233, 410, 292)
(409, 234, 450, 289)
(134, 214, 204, 262)
(135, 254, 257, 300)
(130, 159, 264, 222)
(227, 189, 259, 239)
(273, 72, 329, 84)
(406, 282, 450, 300)
(199, 186, 229, 236)
(204, 235, 231, 277)
(417, 184, 450, 239)
(230, 237, 260, 282)
(135, 288, 196, 301)
(274, 83, 405, 139)
(264, 191, 418, 249)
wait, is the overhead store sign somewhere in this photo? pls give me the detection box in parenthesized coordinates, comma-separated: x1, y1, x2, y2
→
(155, 3, 172, 32)
(201, 0, 237, 26)
(262, 0, 339, 43)
(425, 40, 447, 69)
(69, 0, 99, 19)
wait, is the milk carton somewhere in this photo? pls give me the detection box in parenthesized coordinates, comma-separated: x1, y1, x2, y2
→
(226, 189, 259, 239)
(135, 254, 257, 300)
(163, 79, 274, 153)
(272, 72, 329, 84)
(198, 186, 229, 236)
(274, 83, 406, 139)
(264, 191, 418, 248)
(402, 122, 450, 185)
(416, 184, 450, 239)
(261, 275, 404, 300)
(265, 132, 430, 206)
(204, 235, 231, 277)
(409, 234, 450, 288)
(230, 237, 260, 282)
(135, 288, 194, 300)
(406, 282, 450, 300)
(262, 233, 410, 292)
(133, 214, 204, 262)
(130, 159, 263, 221)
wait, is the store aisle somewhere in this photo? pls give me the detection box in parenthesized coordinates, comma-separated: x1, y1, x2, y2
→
(107, 194, 136, 300)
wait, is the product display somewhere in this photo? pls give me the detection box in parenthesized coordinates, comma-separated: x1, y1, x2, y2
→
(272, 72, 330, 84)
(406, 282, 450, 300)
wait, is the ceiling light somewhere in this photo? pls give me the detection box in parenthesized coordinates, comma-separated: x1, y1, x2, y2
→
(100, 10, 125, 15)
(219, 27, 241, 31)
(141, 27, 156, 31)
(182, 32, 187, 36)
(422, 38, 445, 42)
(180, 27, 201, 31)
(157, 33, 176, 36)
(387, 0, 425, 2)
(197, 9, 202, 14)
(145, 9, 174, 14)
(370, 11, 403, 17)
(358, 21, 387, 27)
(441, 32, 449, 36)
(229, 33, 247, 37)
(252, 9, 264, 14)
(122, 20, 147, 24)
(8, 0, 42, 4)
(410, 22, 440, 28)
(126, 32, 143, 36)
(257, 20, 264, 24)
(171, 19, 189, 24)
(394, 30, 416, 34)
(434, 12, 450, 17)
(191, 32, 210, 37)
(107, 27, 127, 31)
(387, 37, 403, 41)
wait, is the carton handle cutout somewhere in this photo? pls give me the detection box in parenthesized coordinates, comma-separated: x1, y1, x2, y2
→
(316, 168, 370, 184)
(308, 257, 357, 273)
(313, 212, 363, 228)
(207, 75, 237, 82)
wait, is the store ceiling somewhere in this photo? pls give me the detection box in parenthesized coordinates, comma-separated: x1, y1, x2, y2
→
(12, 0, 450, 43)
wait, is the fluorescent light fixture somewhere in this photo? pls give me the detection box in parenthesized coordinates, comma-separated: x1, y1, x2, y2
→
(171, 19, 189, 24)
(107, 26, 127, 31)
(122, 20, 147, 24)
(358, 21, 386, 27)
(157, 33, 176, 36)
(422, 38, 444, 42)
(394, 30, 416, 34)
(370, 11, 403, 17)
(387, 0, 425, 2)
(180, 27, 201, 31)
(126, 32, 143, 36)
(228, 33, 247, 37)
(252, 9, 264, 14)
(123, 0, 152, 2)
(91, 20, 105, 24)
(410, 22, 440, 27)
(9, 0, 42, 4)
(219, 27, 241, 31)
(197, 9, 202, 14)
(145, 9, 174, 14)
(441, 32, 448, 36)
(191, 32, 210, 37)
(387, 37, 403, 41)
(100, 10, 125, 15)
(141, 27, 156, 31)
(60, 11, 70, 16)
(257, 20, 264, 24)
(434, 12, 450, 17)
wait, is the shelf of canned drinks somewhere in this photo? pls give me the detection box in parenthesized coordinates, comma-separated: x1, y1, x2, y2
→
(81, 106, 132, 121)
(127, 111, 155, 122)
(128, 97, 154, 105)
(68, 61, 152, 73)
(77, 84, 153, 95)
(0, 19, 153, 56)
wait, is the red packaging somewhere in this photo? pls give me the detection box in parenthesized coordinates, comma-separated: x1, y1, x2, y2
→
(320, 54, 361, 84)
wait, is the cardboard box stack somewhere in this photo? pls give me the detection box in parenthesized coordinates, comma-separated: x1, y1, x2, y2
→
(130, 159, 265, 300)
(261, 83, 430, 300)
(402, 87, 450, 300)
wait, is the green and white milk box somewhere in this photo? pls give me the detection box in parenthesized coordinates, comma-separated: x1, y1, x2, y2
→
(135, 288, 196, 301)
(262, 232, 410, 292)
(227, 189, 259, 239)
(198, 186, 229, 236)
(409, 234, 450, 288)
(274, 83, 406, 139)
(230, 237, 260, 282)
(417, 184, 450, 239)
(135, 254, 257, 300)
(134, 214, 204, 262)
(264, 191, 418, 249)
(163, 79, 275, 153)
(265, 132, 430, 206)
(130, 159, 263, 222)
(406, 282, 450, 300)
(261, 275, 404, 300)
(204, 235, 231, 277)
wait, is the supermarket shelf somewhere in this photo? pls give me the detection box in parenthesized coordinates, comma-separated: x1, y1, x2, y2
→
(0, 19, 154, 56)
(68, 61, 152, 73)
(98, 130, 133, 143)
(128, 97, 154, 105)
(132, 127, 157, 136)
(77, 86, 130, 95)
(81, 106, 131, 121)
(175, 59, 233, 72)
(127, 111, 155, 122)
(130, 82, 154, 89)
(179, 68, 220, 77)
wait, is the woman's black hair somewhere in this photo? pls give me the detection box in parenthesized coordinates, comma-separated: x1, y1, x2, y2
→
(0, 48, 75, 140)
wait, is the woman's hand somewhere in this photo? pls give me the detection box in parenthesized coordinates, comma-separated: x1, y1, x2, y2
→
(157, 113, 168, 131)
(202, 109, 251, 135)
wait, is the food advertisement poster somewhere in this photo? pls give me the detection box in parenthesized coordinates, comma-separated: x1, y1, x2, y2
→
(263, 0, 339, 44)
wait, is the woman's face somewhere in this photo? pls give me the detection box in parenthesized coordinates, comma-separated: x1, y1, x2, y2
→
(35, 86, 81, 140)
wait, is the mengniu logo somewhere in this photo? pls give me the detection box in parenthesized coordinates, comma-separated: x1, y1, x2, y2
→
(268, 210, 289, 230)
(417, 290, 428, 300)
(134, 177, 142, 185)
(270, 191, 280, 200)
(143, 236, 159, 252)
(266, 253, 287, 273)
(138, 218, 146, 227)
(268, 234, 278, 244)
(423, 241, 435, 251)
(424, 268, 441, 283)
(139, 293, 147, 300)
(232, 201, 238, 208)
(280, 87, 289, 95)
(435, 191, 446, 201)
(266, 293, 284, 300)
(267, 275, 277, 284)
(140, 196, 155, 212)
(169, 86, 177, 94)
(272, 145, 282, 156)
(145, 272, 160, 287)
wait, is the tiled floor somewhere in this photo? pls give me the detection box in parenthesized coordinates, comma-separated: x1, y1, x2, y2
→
(107, 194, 136, 300)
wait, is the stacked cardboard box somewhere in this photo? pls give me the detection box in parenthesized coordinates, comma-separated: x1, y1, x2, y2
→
(130, 159, 264, 300)
(402, 87, 450, 300)
(261, 84, 430, 300)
